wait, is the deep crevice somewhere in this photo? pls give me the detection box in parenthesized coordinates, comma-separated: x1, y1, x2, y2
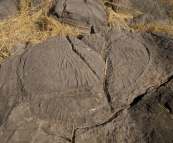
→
(77, 35, 84, 40)
(164, 102, 172, 113)
(161, 75, 173, 87)
(90, 26, 95, 34)
(130, 92, 147, 107)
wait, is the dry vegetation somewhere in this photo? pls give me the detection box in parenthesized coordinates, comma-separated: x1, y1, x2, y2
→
(104, 0, 173, 35)
(0, 0, 89, 61)
(0, 0, 173, 61)
(103, 1, 142, 28)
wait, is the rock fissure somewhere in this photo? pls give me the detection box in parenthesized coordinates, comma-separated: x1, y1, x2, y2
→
(66, 36, 100, 80)
(103, 57, 114, 111)
(62, 0, 67, 19)
(72, 109, 124, 143)
(130, 92, 147, 107)
(130, 74, 173, 108)
(1, 0, 173, 141)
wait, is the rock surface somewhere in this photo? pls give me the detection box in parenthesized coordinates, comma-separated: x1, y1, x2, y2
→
(0, 0, 173, 143)
(0, 0, 18, 21)
(1, 27, 173, 142)
(0, 36, 113, 142)
(75, 79, 173, 143)
(55, 0, 107, 28)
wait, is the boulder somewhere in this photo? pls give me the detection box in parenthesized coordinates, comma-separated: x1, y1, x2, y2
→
(1, 21, 173, 143)
(55, 0, 107, 28)
(0, 36, 113, 142)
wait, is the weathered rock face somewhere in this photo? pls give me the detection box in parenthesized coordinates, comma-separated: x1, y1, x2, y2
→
(0, 36, 113, 142)
(55, 0, 107, 28)
(75, 79, 173, 143)
(1, 0, 173, 143)
(0, 0, 19, 21)
(1, 27, 173, 142)
(104, 28, 173, 111)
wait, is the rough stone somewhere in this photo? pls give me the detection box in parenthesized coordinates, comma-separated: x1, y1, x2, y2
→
(55, 0, 107, 28)
(1, 11, 173, 142)
(75, 78, 173, 143)
(0, 36, 114, 142)
(104, 28, 173, 111)
(0, 0, 19, 21)
(81, 33, 106, 54)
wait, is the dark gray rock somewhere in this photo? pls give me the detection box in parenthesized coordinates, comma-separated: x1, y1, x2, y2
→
(105, 28, 173, 111)
(81, 33, 106, 54)
(55, 0, 107, 28)
(0, 0, 19, 21)
(0, 36, 113, 142)
(1, 26, 173, 142)
(75, 79, 173, 143)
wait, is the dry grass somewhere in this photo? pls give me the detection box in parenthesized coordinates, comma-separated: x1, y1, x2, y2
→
(0, 0, 89, 61)
(1, 0, 173, 61)
(129, 23, 173, 35)
(103, 1, 141, 28)
(104, 0, 173, 35)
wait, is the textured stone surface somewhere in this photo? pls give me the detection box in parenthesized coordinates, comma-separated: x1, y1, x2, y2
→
(81, 33, 106, 54)
(104, 28, 173, 110)
(0, 0, 173, 143)
(0, 36, 114, 142)
(0, 0, 18, 21)
(75, 79, 173, 143)
(1, 1, 173, 141)
(1, 27, 173, 142)
(55, 0, 107, 28)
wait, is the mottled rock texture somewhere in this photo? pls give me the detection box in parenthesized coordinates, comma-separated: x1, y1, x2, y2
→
(1, 27, 173, 142)
(0, 0, 18, 21)
(75, 79, 173, 143)
(1, 0, 173, 143)
(55, 0, 107, 28)
(0, 36, 113, 142)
